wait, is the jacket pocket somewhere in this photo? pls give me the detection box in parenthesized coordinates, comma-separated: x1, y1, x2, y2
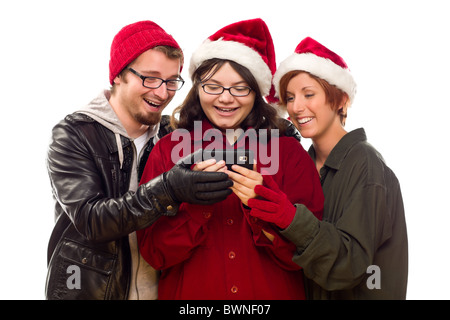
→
(46, 238, 117, 300)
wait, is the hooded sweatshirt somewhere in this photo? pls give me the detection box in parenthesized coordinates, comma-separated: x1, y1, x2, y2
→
(77, 90, 160, 300)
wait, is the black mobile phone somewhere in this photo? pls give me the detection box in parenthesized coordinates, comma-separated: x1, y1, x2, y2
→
(202, 149, 254, 171)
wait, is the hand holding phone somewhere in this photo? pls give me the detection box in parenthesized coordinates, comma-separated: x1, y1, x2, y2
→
(226, 163, 263, 206)
(195, 149, 261, 205)
(202, 149, 254, 171)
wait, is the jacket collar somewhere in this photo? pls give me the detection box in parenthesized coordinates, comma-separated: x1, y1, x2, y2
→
(309, 128, 367, 171)
(77, 90, 159, 168)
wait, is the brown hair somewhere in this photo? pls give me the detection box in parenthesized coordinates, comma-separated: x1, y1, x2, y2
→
(278, 70, 349, 125)
(171, 58, 287, 133)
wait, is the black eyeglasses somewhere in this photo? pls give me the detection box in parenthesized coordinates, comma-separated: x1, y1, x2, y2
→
(201, 83, 252, 97)
(127, 68, 185, 91)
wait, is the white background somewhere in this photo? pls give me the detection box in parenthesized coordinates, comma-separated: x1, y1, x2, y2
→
(0, 0, 448, 300)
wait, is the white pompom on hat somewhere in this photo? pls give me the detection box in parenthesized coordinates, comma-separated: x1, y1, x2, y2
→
(273, 37, 357, 105)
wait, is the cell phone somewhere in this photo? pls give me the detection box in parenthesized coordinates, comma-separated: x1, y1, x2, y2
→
(202, 149, 254, 171)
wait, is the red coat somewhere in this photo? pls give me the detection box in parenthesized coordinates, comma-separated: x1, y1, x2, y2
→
(137, 120, 323, 299)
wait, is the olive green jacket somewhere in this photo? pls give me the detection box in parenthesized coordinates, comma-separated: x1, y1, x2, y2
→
(281, 128, 408, 299)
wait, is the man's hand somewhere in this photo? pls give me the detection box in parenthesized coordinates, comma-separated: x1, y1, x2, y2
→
(164, 149, 233, 205)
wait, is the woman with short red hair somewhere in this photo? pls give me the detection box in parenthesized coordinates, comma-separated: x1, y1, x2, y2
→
(272, 37, 408, 299)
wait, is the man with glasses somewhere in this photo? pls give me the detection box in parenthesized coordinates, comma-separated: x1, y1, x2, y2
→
(45, 20, 232, 300)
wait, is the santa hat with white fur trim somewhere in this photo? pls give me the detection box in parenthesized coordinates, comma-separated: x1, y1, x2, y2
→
(273, 37, 357, 105)
(189, 18, 278, 103)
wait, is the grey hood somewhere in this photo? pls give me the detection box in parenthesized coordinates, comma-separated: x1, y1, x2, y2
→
(77, 90, 159, 169)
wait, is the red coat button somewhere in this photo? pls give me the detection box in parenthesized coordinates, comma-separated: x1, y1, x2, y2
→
(203, 212, 212, 219)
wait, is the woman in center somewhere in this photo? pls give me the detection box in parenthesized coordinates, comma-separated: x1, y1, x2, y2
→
(137, 19, 323, 300)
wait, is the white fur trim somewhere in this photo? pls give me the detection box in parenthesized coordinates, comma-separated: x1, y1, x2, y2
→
(189, 39, 272, 96)
(273, 53, 356, 104)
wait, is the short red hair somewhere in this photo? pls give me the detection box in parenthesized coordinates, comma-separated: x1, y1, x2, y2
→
(278, 70, 349, 125)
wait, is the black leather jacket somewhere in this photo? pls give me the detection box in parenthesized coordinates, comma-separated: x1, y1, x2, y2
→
(45, 113, 174, 300)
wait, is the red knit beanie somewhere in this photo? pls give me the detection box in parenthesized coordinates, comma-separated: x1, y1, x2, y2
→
(109, 20, 182, 85)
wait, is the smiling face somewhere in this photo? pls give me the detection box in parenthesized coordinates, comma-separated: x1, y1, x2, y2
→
(198, 62, 256, 131)
(285, 72, 345, 142)
(111, 48, 181, 136)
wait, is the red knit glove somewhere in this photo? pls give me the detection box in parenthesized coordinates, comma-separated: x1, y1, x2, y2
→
(247, 175, 296, 229)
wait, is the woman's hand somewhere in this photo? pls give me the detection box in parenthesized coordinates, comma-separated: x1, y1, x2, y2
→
(225, 164, 263, 206)
(193, 159, 227, 172)
(247, 175, 296, 230)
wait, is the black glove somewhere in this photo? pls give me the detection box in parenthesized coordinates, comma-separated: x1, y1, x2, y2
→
(163, 149, 233, 205)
